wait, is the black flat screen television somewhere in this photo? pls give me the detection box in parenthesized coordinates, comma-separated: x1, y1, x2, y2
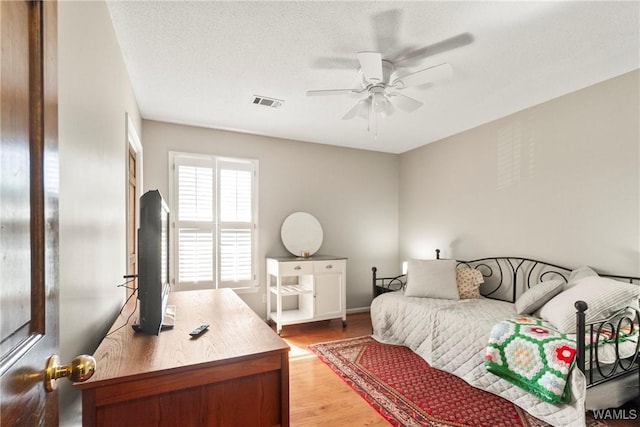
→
(136, 190, 170, 335)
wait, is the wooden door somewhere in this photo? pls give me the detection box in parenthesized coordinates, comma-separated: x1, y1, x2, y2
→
(0, 1, 59, 425)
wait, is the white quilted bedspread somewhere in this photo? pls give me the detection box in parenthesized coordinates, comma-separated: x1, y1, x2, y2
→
(371, 292, 587, 427)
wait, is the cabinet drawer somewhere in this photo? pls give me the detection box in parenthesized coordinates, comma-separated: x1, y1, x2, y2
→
(313, 260, 344, 274)
(279, 261, 313, 276)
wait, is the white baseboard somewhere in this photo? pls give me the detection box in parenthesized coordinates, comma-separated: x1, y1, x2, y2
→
(346, 306, 370, 314)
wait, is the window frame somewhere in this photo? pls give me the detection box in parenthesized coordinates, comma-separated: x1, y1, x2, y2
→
(168, 151, 259, 293)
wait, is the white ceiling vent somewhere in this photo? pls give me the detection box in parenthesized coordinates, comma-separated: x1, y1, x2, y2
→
(252, 95, 284, 109)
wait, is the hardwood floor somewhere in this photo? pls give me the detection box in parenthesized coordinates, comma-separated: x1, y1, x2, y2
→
(277, 312, 639, 427)
(277, 312, 388, 426)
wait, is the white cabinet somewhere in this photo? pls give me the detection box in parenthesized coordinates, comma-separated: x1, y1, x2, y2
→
(266, 256, 346, 334)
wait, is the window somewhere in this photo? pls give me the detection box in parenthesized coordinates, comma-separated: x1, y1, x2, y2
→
(169, 152, 258, 291)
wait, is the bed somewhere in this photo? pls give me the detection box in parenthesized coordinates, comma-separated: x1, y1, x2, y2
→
(370, 253, 639, 427)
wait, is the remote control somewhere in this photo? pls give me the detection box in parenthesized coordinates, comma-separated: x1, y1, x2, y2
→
(189, 324, 209, 338)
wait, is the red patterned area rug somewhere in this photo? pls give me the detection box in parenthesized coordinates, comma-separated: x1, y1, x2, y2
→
(309, 336, 609, 427)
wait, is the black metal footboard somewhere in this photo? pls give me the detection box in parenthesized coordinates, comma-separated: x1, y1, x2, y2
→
(576, 302, 640, 387)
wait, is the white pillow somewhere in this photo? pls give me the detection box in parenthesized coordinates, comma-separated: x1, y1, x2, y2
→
(536, 276, 640, 333)
(515, 279, 564, 315)
(565, 265, 598, 289)
(405, 259, 459, 299)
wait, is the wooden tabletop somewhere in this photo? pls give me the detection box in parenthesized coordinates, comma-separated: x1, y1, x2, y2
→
(77, 288, 289, 388)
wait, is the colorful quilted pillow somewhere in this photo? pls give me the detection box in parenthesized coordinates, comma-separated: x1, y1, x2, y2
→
(485, 316, 576, 403)
(456, 268, 484, 299)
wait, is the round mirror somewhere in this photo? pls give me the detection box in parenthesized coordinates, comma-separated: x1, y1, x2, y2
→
(281, 212, 323, 257)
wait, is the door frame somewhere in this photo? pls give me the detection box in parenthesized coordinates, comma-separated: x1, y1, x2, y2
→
(125, 114, 143, 295)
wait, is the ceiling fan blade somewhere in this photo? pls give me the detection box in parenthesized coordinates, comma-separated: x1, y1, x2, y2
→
(392, 63, 452, 89)
(388, 92, 423, 113)
(306, 88, 362, 96)
(372, 9, 402, 55)
(312, 57, 359, 69)
(357, 51, 383, 83)
(390, 33, 474, 66)
(342, 98, 371, 120)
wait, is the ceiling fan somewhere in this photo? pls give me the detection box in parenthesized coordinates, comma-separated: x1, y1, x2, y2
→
(306, 51, 453, 135)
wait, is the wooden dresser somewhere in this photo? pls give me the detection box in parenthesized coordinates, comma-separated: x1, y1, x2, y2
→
(76, 289, 289, 426)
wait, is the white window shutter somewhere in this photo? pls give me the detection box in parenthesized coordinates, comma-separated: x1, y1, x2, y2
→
(218, 161, 256, 287)
(219, 229, 252, 283)
(178, 229, 214, 283)
(219, 168, 252, 222)
(178, 165, 213, 222)
(170, 153, 257, 290)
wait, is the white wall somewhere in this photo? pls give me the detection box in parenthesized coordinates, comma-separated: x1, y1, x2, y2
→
(58, 1, 141, 424)
(142, 121, 400, 315)
(399, 70, 640, 276)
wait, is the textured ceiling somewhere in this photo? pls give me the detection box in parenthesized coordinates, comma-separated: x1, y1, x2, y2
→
(107, 1, 639, 154)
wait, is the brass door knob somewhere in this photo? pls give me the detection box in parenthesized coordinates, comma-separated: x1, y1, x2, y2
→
(44, 354, 96, 392)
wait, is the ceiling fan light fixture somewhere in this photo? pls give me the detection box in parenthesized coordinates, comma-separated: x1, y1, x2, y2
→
(371, 91, 387, 114)
(357, 98, 371, 119)
(382, 95, 395, 117)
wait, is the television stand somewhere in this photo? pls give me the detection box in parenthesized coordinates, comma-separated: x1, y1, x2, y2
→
(78, 289, 290, 426)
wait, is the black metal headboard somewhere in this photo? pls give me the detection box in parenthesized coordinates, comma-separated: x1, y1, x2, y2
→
(457, 256, 572, 303)
(372, 249, 640, 302)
